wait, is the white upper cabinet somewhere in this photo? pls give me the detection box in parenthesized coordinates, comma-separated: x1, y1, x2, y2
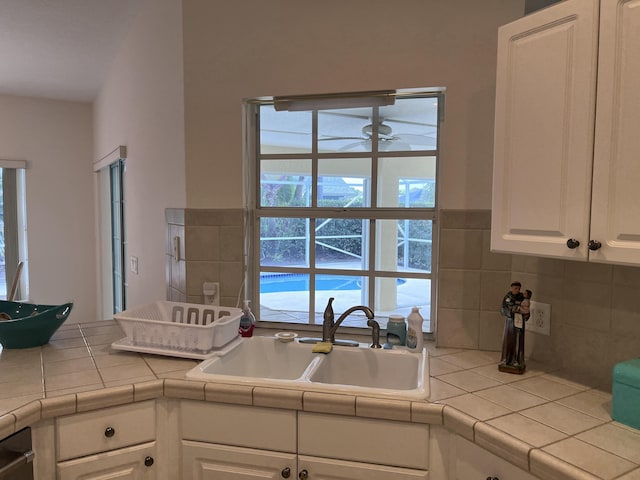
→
(492, 0, 640, 265)
(590, 0, 640, 265)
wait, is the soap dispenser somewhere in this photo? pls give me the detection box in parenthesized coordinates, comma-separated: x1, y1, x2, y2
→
(239, 300, 256, 337)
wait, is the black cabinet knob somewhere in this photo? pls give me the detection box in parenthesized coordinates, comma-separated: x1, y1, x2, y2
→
(588, 240, 602, 251)
(281, 467, 291, 478)
(566, 238, 580, 249)
(104, 427, 115, 438)
(144, 456, 154, 467)
(298, 469, 309, 480)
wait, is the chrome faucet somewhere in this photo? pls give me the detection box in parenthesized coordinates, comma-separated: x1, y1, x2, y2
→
(322, 297, 381, 348)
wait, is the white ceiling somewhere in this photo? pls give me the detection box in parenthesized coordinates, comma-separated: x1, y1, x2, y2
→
(0, 0, 142, 102)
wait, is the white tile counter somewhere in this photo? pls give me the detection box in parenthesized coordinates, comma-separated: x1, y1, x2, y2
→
(0, 320, 639, 480)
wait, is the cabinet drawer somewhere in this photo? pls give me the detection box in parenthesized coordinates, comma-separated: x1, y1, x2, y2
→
(180, 400, 296, 453)
(298, 412, 429, 470)
(56, 401, 156, 461)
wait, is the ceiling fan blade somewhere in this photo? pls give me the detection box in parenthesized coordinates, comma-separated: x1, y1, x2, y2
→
(338, 140, 370, 152)
(394, 134, 437, 146)
(318, 136, 366, 141)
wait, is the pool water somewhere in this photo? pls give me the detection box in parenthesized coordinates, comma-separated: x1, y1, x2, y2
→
(260, 274, 406, 294)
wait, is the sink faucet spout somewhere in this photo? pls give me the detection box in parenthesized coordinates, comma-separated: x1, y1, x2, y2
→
(322, 297, 375, 344)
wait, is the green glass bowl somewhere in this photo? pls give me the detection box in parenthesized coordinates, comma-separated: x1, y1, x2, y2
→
(0, 300, 73, 349)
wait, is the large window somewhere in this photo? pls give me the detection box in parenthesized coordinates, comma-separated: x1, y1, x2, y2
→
(245, 89, 442, 332)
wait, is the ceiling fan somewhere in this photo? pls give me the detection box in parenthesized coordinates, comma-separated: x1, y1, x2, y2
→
(319, 120, 437, 152)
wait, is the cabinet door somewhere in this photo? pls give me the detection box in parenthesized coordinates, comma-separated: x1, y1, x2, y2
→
(453, 437, 537, 480)
(57, 442, 156, 480)
(181, 440, 296, 480)
(491, 0, 599, 259)
(298, 455, 428, 480)
(590, 0, 640, 265)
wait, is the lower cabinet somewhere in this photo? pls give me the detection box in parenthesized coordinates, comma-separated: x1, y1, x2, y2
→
(451, 436, 538, 480)
(298, 455, 428, 480)
(32, 400, 159, 479)
(30, 397, 545, 479)
(57, 441, 157, 480)
(180, 401, 430, 480)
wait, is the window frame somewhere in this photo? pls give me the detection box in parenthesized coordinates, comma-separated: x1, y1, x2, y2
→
(244, 89, 443, 333)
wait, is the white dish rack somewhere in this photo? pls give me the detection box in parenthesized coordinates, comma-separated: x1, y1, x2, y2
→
(112, 301, 242, 357)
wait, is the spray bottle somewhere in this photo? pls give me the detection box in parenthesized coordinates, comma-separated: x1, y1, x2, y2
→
(239, 300, 256, 337)
(406, 306, 424, 352)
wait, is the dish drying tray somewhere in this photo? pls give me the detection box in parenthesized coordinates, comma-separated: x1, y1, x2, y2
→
(111, 301, 242, 359)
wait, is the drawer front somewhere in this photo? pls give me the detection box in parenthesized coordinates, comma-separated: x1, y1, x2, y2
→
(56, 401, 156, 461)
(298, 412, 429, 470)
(180, 400, 296, 453)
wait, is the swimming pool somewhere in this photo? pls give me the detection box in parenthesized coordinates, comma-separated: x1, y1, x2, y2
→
(260, 274, 406, 294)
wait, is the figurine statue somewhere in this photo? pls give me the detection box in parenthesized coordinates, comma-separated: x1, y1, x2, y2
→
(499, 281, 532, 374)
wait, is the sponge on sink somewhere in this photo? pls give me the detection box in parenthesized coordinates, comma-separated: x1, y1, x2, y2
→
(312, 341, 333, 354)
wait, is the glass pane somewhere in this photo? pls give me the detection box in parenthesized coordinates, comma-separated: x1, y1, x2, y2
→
(379, 96, 438, 150)
(260, 105, 311, 153)
(318, 108, 372, 153)
(259, 273, 310, 323)
(318, 158, 370, 208)
(377, 156, 436, 208)
(375, 277, 431, 329)
(376, 219, 432, 273)
(315, 276, 368, 321)
(316, 218, 366, 270)
(260, 217, 308, 267)
(260, 159, 311, 207)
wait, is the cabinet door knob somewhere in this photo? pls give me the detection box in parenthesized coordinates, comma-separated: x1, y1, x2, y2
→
(566, 238, 580, 249)
(281, 467, 291, 478)
(144, 456, 154, 467)
(588, 240, 602, 251)
(486, 477, 499, 480)
(298, 469, 309, 480)
(104, 427, 115, 438)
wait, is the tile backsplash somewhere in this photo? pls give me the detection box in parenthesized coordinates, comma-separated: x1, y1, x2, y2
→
(165, 208, 244, 306)
(436, 209, 640, 389)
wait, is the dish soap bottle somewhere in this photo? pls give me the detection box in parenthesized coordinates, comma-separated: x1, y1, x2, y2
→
(239, 300, 256, 337)
(406, 307, 424, 352)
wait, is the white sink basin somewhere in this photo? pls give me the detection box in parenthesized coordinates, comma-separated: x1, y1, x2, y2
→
(308, 347, 426, 390)
(186, 336, 429, 400)
(187, 336, 319, 382)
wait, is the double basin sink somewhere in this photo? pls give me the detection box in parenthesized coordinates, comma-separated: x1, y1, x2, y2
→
(186, 336, 429, 400)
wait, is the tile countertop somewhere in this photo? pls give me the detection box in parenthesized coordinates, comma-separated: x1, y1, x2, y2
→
(1, 320, 640, 480)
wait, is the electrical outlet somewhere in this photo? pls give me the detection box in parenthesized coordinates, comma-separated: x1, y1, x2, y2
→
(203, 282, 220, 306)
(527, 300, 551, 335)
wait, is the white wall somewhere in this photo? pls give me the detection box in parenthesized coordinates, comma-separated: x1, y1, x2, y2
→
(0, 95, 95, 323)
(93, 0, 186, 312)
(92, 0, 525, 309)
(182, 0, 525, 210)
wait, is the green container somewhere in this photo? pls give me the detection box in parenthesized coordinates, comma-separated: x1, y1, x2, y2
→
(0, 300, 73, 349)
(612, 358, 640, 430)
